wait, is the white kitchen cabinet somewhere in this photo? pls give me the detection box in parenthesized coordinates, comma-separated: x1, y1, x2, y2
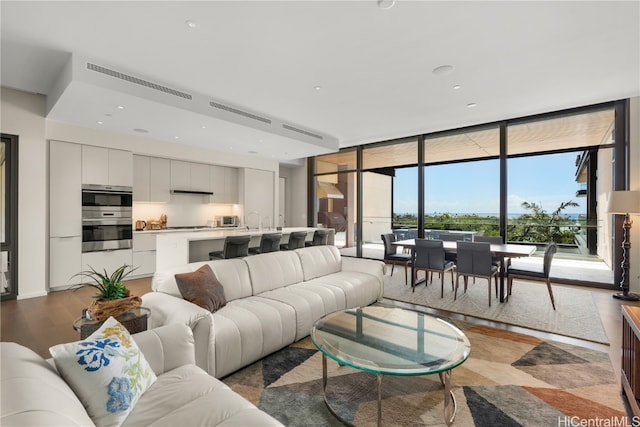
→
(50, 140, 82, 237)
(81, 249, 133, 277)
(132, 233, 157, 277)
(134, 155, 170, 202)
(49, 236, 82, 289)
(210, 166, 239, 204)
(82, 145, 133, 187)
(241, 168, 274, 227)
(171, 160, 212, 192)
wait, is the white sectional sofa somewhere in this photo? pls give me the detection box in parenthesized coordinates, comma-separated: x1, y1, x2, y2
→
(0, 324, 283, 426)
(142, 245, 385, 378)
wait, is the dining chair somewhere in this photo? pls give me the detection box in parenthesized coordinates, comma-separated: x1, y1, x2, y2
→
(209, 235, 252, 260)
(381, 233, 411, 285)
(249, 232, 282, 254)
(305, 229, 330, 246)
(280, 231, 308, 250)
(439, 233, 465, 263)
(474, 235, 504, 269)
(507, 242, 557, 310)
(454, 241, 499, 306)
(412, 238, 455, 296)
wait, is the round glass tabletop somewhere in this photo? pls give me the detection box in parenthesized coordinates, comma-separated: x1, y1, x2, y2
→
(311, 306, 470, 376)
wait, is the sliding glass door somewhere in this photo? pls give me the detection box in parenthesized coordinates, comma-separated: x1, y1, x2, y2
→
(1, 134, 18, 300)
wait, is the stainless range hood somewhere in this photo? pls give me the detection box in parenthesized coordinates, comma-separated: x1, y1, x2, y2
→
(317, 182, 344, 199)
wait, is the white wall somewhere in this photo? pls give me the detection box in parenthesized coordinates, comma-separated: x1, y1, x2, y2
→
(1, 87, 48, 298)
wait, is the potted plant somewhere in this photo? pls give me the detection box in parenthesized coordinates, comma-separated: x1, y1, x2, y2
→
(71, 264, 141, 321)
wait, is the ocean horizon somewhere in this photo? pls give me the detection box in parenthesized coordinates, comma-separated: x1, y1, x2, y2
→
(398, 212, 584, 220)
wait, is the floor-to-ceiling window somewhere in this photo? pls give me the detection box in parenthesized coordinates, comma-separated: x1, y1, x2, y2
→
(310, 101, 622, 286)
(1, 134, 18, 300)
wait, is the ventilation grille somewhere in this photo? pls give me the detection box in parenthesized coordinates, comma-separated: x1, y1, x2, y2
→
(282, 124, 324, 140)
(209, 101, 272, 124)
(86, 63, 193, 100)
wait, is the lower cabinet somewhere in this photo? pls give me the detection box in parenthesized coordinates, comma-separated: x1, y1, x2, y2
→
(81, 249, 133, 277)
(132, 233, 157, 277)
(49, 236, 82, 290)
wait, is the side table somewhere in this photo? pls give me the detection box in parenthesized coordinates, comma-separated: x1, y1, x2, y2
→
(73, 307, 151, 339)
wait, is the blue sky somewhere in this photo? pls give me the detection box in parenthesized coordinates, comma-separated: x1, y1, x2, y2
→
(393, 152, 586, 215)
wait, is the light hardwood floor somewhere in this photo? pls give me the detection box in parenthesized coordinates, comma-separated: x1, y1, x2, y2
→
(1, 276, 637, 392)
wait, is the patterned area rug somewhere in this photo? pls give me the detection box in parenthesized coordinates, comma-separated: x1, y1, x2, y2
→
(223, 319, 626, 426)
(383, 275, 610, 344)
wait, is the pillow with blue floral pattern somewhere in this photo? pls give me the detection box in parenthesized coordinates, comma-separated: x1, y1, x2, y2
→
(50, 316, 157, 427)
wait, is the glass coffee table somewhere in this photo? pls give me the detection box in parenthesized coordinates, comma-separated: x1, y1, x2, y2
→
(311, 306, 470, 426)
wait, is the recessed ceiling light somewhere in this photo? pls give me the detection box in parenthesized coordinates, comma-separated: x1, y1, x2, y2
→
(174, 136, 180, 139)
(432, 65, 454, 76)
(116, 105, 124, 110)
(133, 128, 149, 133)
(377, 0, 395, 10)
(97, 121, 103, 125)
(201, 125, 206, 129)
(467, 103, 478, 108)
(185, 20, 198, 29)
(453, 85, 461, 90)
(314, 86, 322, 91)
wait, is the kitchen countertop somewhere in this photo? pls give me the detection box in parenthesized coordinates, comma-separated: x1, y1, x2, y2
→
(155, 227, 316, 241)
(133, 227, 239, 234)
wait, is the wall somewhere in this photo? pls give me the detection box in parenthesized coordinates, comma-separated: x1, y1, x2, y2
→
(2, 87, 281, 298)
(279, 164, 308, 227)
(1, 87, 47, 298)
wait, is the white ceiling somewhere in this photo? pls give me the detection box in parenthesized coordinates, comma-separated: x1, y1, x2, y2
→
(1, 1, 639, 164)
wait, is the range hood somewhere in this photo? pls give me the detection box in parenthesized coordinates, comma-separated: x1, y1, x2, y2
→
(317, 182, 344, 199)
(171, 189, 214, 196)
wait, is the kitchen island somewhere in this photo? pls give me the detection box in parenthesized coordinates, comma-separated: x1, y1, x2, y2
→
(156, 227, 333, 269)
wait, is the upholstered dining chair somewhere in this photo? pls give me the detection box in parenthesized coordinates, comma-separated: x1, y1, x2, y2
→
(305, 229, 330, 247)
(381, 233, 411, 286)
(454, 241, 499, 306)
(209, 235, 252, 260)
(249, 232, 282, 254)
(474, 235, 504, 269)
(412, 238, 455, 296)
(507, 242, 557, 310)
(280, 231, 308, 250)
(439, 233, 465, 263)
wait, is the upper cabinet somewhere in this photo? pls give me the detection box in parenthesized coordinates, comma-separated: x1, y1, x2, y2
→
(82, 146, 133, 187)
(133, 155, 170, 202)
(210, 165, 239, 204)
(170, 160, 212, 193)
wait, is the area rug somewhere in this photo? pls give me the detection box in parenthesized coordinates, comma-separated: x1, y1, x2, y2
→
(383, 275, 610, 344)
(222, 319, 626, 426)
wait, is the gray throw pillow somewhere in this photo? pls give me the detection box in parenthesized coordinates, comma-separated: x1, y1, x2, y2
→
(175, 264, 227, 312)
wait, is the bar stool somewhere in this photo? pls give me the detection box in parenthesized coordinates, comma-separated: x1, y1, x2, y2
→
(249, 233, 282, 254)
(305, 229, 330, 246)
(209, 235, 251, 259)
(280, 231, 308, 250)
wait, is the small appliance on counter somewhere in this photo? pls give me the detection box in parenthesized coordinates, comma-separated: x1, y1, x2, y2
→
(147, 220, 162, 230)
(135, 220, 147, 231)
(216, 215, 239, 227)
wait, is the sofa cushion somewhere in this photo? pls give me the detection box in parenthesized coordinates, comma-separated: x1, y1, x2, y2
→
(295, 245, 342, 281)
(122, 364, 283, 426)
(244, 250, 304, 294)
(175, 264, 227, 312)
(305, 270, 383, 309)
(1, 342, 95, 426)
(49, 317, 157, 427)
(153, 259, 252, 302)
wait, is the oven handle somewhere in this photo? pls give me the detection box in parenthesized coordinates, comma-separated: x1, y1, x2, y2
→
(82, 219, 132, 226)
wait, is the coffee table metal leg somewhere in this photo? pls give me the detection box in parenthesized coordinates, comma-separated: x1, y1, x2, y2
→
(439, 370, 456, 425)
(377, 374, 383, 427)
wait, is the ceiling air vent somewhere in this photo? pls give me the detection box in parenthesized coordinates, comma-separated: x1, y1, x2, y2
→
(282, 124, 324, 140)
(209, 101, 272, 124)
(86, 62, 193, 100)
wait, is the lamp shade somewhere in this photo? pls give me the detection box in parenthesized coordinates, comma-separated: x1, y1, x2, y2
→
(607, 191, 640, 214)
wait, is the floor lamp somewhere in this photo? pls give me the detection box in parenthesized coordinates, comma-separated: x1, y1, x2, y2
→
(608, 191, 640, 301)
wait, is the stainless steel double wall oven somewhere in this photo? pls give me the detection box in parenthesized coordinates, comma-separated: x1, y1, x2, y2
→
(81, 184, 133, 252)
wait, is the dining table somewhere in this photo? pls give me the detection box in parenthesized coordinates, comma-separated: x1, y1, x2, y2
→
(392, 239, 537, 303)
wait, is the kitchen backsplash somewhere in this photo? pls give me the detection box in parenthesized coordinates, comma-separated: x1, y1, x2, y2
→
(133, 193, 243, 227)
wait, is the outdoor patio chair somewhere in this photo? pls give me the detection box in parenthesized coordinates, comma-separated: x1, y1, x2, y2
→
(507, 242, 557, 310)
(412, 238, 455, 297)
(381, 233, 411, 285)
(209, 235, 252, 260)
(455, 241, 499, 306)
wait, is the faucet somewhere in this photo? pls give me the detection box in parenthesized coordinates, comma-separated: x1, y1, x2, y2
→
(245, 211, 262, 230)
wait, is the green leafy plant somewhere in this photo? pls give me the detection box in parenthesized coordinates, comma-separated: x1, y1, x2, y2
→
(71, 264, 138, 300)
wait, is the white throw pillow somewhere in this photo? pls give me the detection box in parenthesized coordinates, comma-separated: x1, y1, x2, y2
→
(49, 317, 157, 427)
